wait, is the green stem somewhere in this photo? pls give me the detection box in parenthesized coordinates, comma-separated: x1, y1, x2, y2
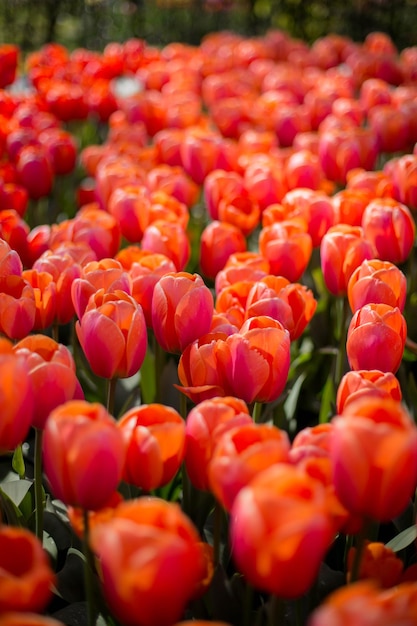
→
(154, 335, 166, 404)
(243, 580, 254, 626)
(106, 377, 117, 416)
(252, 401, 263, 423)
(34, 427, 44, 542)
(51, 321, 60, 343)
(350, 519, 371, 583)
(213, 500, 223, 567)
(334, 296, 350, 389)
(82, 509, 97, 626)
(294, 597, 304, 626)
(268, 595, 285, 626)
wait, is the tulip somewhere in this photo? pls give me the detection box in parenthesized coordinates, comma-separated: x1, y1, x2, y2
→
(331, 188, 372, 226)
(185, 396, 252, 491)
(0, 274, 36, 340)
(22, 269, 57, 331)
(230, 464, 335, 598)
(118, 404, 186, 491)
(346, 303, 406, 373)
(151, 272, 214, 354)
(107, 183, 151, 243)
(141, 219, 191, 271)
(0, 238, 23, 278)
(16, 145, 54, 200)
(336, 369, 402, 413)
(14, 334, 83, 430)
(177, 316, 290, 405)
(0, 182, 29, 217)
(282, 188, 335, 248)
(203, 170, 246, 221)
(361, 198, 415, 265)
(0, 338, 34, 453)
(215, 280, 255, 329)
(38, 127, 77, 176)
(0, 44, 18, 87)
(76, 289, 147, 380)
(307, 581, 386, 626)
(208, 422, 291, 511)
(243, 154, 288, 211)
(147, 164, 199, 208)
(199, 220, 247, 280)
(320, 225, 375, 296)
(330, 397, 417, 522)
(318, 126, 378, 185)
(90, 498, 208, 626)
(43, 400, 126, 510)
(347, 259, 407, 313)
(259, 218, 313, 282)
(346, 542, 403, 588)
(0, 525, 56, 613)
(0, 209, 30, 266)
(217, 188, 261, 237)
(0, 615, 65, 626)
(387, 153, 417, 210)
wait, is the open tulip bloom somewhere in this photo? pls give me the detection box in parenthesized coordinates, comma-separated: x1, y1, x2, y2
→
(2, 23, 417, 626)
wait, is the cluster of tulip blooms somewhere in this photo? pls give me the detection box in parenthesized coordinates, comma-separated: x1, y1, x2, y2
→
(1, 24, 417, 626)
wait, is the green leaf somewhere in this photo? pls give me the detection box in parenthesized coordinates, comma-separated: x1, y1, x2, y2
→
(284, 372, 307, 423)
(385, 526, 417, 552)
(0, 479, 33, 507)
(139, 346, 156, 404)
(12, 445, 25, 479)
(0, 487, 24, 526)
(319, 373, 335, 423)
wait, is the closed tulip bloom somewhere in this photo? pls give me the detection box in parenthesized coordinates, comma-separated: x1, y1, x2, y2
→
(347, 542, 404, 588)
(230, 464, 335, 598)
(307, 581, 386, 626)
(347, 258, 407, 313)
(118, 404, 186, 491)
(43, 400, 126, 510)
(208, 422, 291, 511)
(320, 225, 375, 296)
(259, 219, 313, 282)
(199, 220, 247, 280)
(0, 525, 56, 613)
(71, 258, 132, 319)
(152, 272, 214, 354)
(76, 289, 147, 379)
(22, 269, 56, 331)
(282, 188, 335, 248)
(330, 397, 417, 521)
(361, 198, 415, 264)
(0, 238, 23, 278)
(346, 303, 406, 373)
(0, 275, 36, 340)
(14, 333, 83, 429)
(107, 183, 151, 243)
(0, 338, 34, 452)
(336, 369, 402, 413)
(141, 219, 190, 271)
(185, 396, 252, 491)
(90, 498, 207, 626)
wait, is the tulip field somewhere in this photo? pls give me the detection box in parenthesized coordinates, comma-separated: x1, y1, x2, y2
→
(2, 24, 417, 626)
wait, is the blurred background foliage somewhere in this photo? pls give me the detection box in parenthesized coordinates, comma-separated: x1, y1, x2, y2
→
(1, 0, 417, 53)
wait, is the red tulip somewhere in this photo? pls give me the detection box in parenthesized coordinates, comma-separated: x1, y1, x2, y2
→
(259, 218, 313, 282)
(90, 498, 208, 626)
(199, 220, 247, 280)
(208, 422, 291, 511)
(22, 269, 57, 330)
(336, 369, 402, 413)
(118, 404, 186, 491)
(107, 183, 151, 243)
(347, 258, 407, 313)
(0, 274, 36, 340)
(185, 396, 252, 491)
(14, 334, 83, 430)
(151, 272, 214, 354)
(361, 197, 415, 264)
(230, 464, 335, 598)
(16, 145, 54, 200)
(330, 397, 417, 521)
(43, 400, 126, 510)
(0, 525, 55, 613)
(76, 289, 147, 379)
(346, 303, 406, 373)
(0, 44, 19, 88)
(0, 338, 34, 452)
(141, 219, 190, 271)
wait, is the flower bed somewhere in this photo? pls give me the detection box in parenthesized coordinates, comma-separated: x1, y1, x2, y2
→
(1, 28, 417, 626)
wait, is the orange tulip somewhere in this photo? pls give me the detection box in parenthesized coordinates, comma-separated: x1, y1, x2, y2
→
(346, 303, 406, 373)
(43, 400, 126, 510)
(185, 396, 252, 491)
(0, 274, 35, 339)
(361, 197, 415, 264)
(151, 272, 214, 353)
(336, 369, 402, 413)
(331, 188, 372, 226)
(0, 238, 22, 278)
(259, 218, 313, 282)
(76, 289, 147, 379)
(0, 525, 56, 613)
(282, 187, 335, 248)
(347, 259, 407, 313)
(107, 183, 151, 243)
(141, 219, 191, 271)
(22, 269, 56, 331)
(90, 498, 208, 626)
(230, 464, 335, 598)
(0, 338, 34, 452)
(320, 225, 375, 296)
(178, 316, 291, 405)
(13, 334, 83, 430)
(199, 220, 247, 280)
(330, 397, 417, 521)
(118, 404, 186, 491)
(208, 422, 290, 511)
(347, 541, 404, 588)
(147, 164, 199, 208)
